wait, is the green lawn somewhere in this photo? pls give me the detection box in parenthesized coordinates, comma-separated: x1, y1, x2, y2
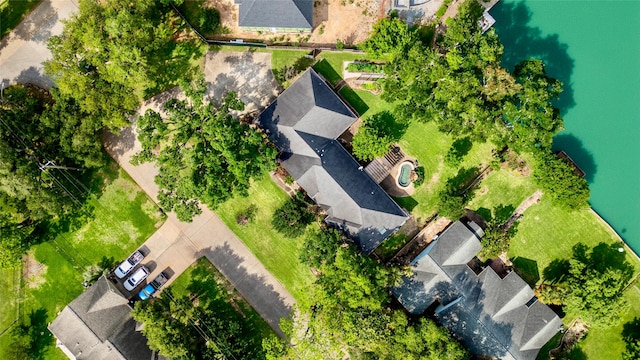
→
(0, 162, 164, 358)
(170, 257, 274, 340)
(215, 176, 316, 303)
(270, 49, 309, 71)
(0, 0, 41, 39)
(467, 169, 539, 218)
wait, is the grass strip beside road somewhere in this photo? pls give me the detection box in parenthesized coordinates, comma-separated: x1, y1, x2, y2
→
(0, 0, 41, 39)
(216, 176, 316, 304)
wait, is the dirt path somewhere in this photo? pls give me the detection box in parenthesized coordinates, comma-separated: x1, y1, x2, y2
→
(503, 190, 543, 231)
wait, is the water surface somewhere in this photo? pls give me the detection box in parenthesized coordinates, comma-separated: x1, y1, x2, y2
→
(491, 0, 640, 254)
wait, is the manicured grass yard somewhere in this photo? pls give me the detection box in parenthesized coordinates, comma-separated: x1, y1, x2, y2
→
(467, 169, 539, 216)
(0, 0, 41, 39)
(215, 176, 316, 303)
(333, 74, 640, 360)
(0, 162, 164, 358)
(169, 257, 274, 340)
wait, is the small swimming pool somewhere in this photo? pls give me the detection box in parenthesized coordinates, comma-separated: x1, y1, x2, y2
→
(397, 162, 414, 188)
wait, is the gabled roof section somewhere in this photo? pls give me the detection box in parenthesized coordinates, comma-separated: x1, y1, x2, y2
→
(392, 220, 561, 360)
(237, 0, 313, 30)
(258, 68, 409, 253)
(429, 221, 483, 267)
(48, 276, 157, 360)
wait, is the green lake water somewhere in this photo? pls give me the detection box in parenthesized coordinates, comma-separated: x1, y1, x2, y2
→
(491, 1, 640, 254)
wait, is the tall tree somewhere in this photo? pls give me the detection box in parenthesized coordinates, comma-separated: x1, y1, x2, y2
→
(44, 0, 181, 129)
(539, 243, 633, 327)
(132, 78, 276, 222)
(533, 151, 590, 209)
(0, 85, 99, 266)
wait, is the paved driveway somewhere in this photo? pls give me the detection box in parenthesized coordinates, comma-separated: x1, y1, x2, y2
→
(0, 0, 78, 89)
(105, 51, 293, 336)
(204, 50, 281, 115)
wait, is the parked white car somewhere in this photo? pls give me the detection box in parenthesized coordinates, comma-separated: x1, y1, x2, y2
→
(124, 266, 150, 291)
(114, 250, 144, 279)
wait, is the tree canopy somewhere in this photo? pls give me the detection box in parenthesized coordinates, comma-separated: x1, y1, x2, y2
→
(132, 78, 276, 222)
(352, 111, 407, 162)
(533, 152, 590, 209)
(0, 85, 103, 266)
(378, 0, 563, 154)
(539, 243, 633, 327)
(44, 0, 195, 129)
(272, 228, 468, 359)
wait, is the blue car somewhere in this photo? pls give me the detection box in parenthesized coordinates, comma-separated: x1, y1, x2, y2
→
(138, 272, 168, 300)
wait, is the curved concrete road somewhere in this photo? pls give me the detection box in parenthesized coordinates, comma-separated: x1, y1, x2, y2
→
(0, 0, 78, 89)
(1, 0, 294, 335)
(104, 52, 293, 336)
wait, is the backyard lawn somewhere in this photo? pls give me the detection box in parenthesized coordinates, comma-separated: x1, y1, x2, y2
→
(215, 176, 316, 303)
(0, 163, 164, 359)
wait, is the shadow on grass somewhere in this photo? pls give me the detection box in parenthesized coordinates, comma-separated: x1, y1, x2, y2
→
(313, 58, 342, 86)
(395, 196, 418, 212)
(542, 259, 570, 284)
(4, 308, 53, 360)
(339, 86, 369, 116)
(512, 256, 540, 286)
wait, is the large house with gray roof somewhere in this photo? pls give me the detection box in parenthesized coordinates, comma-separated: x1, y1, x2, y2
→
(48, 276, 160, 360)
(235, 0, 313, 33)
(258, 68, 409, 253)
(393, 220, 562, 360)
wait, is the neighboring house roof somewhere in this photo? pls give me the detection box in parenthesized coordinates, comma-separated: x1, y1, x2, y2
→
(48, 276, 158, 360)
(392, 221, 562, 360)
(259, 68, 409, 253)
(236, 0, 313, 30)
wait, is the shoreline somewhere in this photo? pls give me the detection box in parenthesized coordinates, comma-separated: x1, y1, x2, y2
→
(589, 207, 640, 262)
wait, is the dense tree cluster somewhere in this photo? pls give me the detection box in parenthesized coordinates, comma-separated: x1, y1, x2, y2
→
(132, 78, 276, 221)
(538, 243, 633, 327)
(267, 228, 469, 359)
(380, 0, 563, 154)
(132, 273, 267, 359)
(44, 0, 191, 129)
(0, 85, 103, 266)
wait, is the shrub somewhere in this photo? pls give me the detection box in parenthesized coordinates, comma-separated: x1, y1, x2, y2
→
(346, 62, 384, 73)
(236, 204, 258, 225)
(271, 194, 314, 238)
(336, 39, 345, 50)
(198, 8, 220, 35)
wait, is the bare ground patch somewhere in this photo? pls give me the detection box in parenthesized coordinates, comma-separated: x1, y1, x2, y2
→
(23, 252, 47, 289)
(206, 0, 379, 46)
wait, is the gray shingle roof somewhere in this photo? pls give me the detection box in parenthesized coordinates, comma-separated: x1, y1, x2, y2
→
(48, 276, 157, 360)
(259, 69, 409, 253)
(237, 0, 313, 30)
(392, 220, 562, 360)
